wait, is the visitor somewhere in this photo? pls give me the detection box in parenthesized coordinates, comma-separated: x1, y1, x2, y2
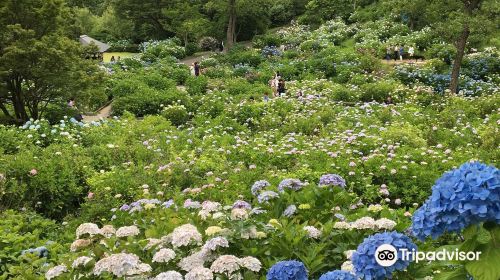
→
(68, 98, 83, 121)
(264, 92, 270, 102)
(393, 46, 399, 61)
(408, 46, 415, 61)
(269, 77, 277, 96)
(399, 46, 404, 61)
(385, 95, 393, 105)
(110, 56, 115, 62)
(297, 90, 303, 98)
(386, 46, 391, 61)
(117, 56, 121, 61)
(68, 98, 75, 108)
(219, 41, 224, 52)
(194, 62, 201, 77)
(278, 79, 286, 97)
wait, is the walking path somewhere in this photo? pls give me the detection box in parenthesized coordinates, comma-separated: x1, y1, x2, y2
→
(82, 41, 252, 122)
(82, 102, 113, 123)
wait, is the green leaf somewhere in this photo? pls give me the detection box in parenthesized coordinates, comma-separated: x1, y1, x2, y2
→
(476, 226, 491, 244)
(463, 225, 478, 240)
(433, 267, 468, 280)
(465, 243, 500, 280)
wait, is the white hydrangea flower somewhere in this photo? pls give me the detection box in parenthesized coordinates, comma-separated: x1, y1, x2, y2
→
(76, 223, 100, 238)
(45, 264, 67, 280)
(343, 250, 356, 260)
(93, 253, 149, 277)
(201, 201, 221, 212)
(375, 218, 397, 230)
(341, 260, 354, 272)
(178, 250, 208, 272)
(202, 237, 229, 251)
(185, 267, 213, 280)
(210, 255, 240, 276)
(230, 208, 248, 220)
(100, 225, 116, 238)
(126, 263, 152, 276)
(351, 217, 376, 230)
(153, 248, 176, 263)
(154, 271, 184, 280)
(116, 225, 140, 237)
(303, 226, 321, 239)
(144, 238, 163, 250)
(238, 256, 261, 272)
(70, 239, 91, 252)
(171, 224, 202, 248)
(72, 256, 93, 268)
(333, 221, 351, 230)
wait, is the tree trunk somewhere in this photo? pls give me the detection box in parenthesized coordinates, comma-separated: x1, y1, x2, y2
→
(449, 26, 470, 94)
(449, 0, 481, 94)
(226, 0, 237, 50)
(0, 101, 12, 119)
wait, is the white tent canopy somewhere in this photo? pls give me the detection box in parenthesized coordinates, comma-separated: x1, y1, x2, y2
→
(79, 35, 110, 53)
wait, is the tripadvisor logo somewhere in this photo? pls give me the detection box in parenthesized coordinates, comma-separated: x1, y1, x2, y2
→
(375, 244, 482, 266)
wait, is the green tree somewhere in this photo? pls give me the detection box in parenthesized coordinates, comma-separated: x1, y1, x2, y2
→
(0, 0, 103, 123)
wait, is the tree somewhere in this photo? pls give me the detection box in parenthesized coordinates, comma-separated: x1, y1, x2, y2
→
(0, 0, 102, 123)
(206, 0, 272, 50)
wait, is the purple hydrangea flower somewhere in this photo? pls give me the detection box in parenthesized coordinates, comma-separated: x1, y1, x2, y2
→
(233, 200, 252, 209)
(119, 204, 130, 211)
(318, 174, 346, 188)
(283, 205, 297, 217)
(252, 180, 271, 196)
(411, 162, 500, 240)
(162, 199, 175, 208)
(257, 191, 279, 203)
(277, 179, 303, 193)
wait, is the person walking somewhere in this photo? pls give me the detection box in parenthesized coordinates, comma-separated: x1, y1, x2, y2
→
(393, 46, 399, 61)
(408, 46, 415, 61)
(399, 46, 404, 61)
(277, 79, 286, 97)
(194, 62, 201, 77)
(110, 56, 116, 62)
(386, 46, 392, 62)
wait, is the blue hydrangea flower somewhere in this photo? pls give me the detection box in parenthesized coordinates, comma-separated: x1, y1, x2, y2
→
(277, 179, 303, 193)
(258, 191, 279, 203)
(411, 162, 499, 240)
(283, 205, 297, 217)
(252, 180, 271, 196)
(352, 231, 416, 280)
(319, 270, 357, 280)
(162, 199, 175, 208)
(334, 213, 346, 221)
(266, 260, 308, 280)
(21, 246, 49, 258)
(319, 174, 346, 188)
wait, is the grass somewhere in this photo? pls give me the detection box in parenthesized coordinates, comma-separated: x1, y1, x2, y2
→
(103, 52, 139, 63)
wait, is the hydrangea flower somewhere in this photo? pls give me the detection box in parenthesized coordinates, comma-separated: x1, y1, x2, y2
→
(252, 180, 271, 196)
(277, 179, 304, 193)
(232, 200, 252, 209)
(411, 162, 500, 240)
(266, 260, 308, 280)
(318, 174, 346, 188)
(352, 231, 416, 280)
(283, 205, 297, 217)
(257, 191, 279, 203)
(319, 270, 357, 280)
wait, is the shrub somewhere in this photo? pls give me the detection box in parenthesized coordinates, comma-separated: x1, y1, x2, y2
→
(359, 81, 397, 102)
(199, 37, 220, 51)
(186, 76, 209, 95)
(161, 104, 190, 126)
(113, 88, 188, 117)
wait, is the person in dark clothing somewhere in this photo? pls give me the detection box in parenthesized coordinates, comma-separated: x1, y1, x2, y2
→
(194, 62, 201, 77)
(277, 79, 286, 97)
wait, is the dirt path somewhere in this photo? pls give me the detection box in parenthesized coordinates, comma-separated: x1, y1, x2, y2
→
(82, 103, 112, 122)
(381, 59, 426, 66)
